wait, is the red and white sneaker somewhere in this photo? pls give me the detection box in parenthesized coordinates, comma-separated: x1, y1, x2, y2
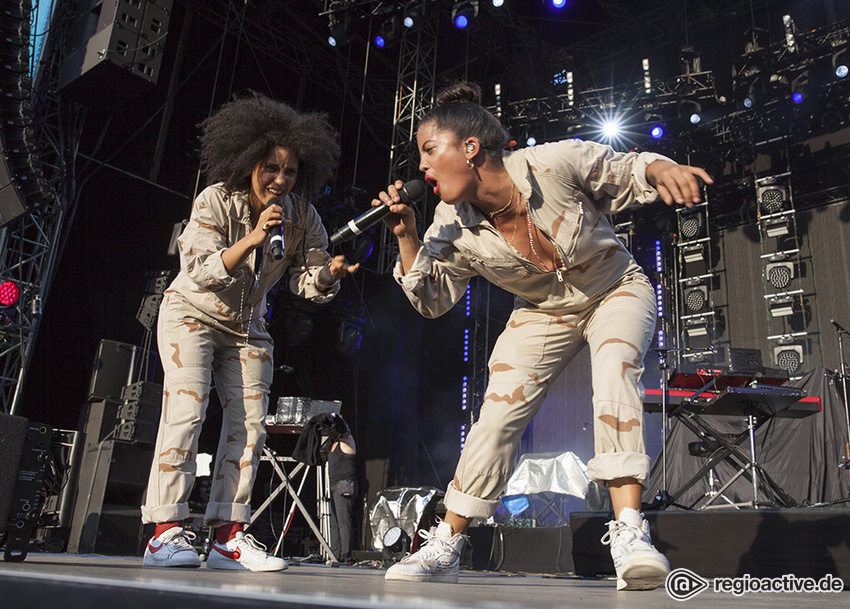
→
(206, 531, 288, 572)
(143, 526, 201, 568)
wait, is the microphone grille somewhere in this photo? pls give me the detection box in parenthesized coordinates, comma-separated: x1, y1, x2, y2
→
(400, 180, 427, 204)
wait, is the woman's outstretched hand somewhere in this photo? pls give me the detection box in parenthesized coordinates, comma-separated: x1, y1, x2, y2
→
(646, 160, 714, 208)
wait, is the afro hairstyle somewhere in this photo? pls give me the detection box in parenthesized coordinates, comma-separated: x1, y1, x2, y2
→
(199, 92, 340, 201)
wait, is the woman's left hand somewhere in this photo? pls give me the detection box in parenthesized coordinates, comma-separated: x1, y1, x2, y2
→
(317, 255, 359, 290)
(646, 160, 714, 207)
(328, 255, 359, 280)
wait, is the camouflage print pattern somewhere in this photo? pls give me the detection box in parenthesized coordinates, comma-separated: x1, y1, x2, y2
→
(446, 275, 656, 518)
(142, 184, 337, 525)
(141, 295, 273, 524)
(393, 139, 671, 518)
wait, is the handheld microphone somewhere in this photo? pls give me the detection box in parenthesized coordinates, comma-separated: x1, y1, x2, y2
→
(330, 180, 427, 246)
(267, 199, 285, 260)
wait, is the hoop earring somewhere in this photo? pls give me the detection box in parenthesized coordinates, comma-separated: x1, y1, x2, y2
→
(466, 158, 474, 170)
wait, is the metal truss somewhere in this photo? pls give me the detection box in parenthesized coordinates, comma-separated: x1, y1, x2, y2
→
(377, 14, 439, 274)
(0, 0, 84, 414)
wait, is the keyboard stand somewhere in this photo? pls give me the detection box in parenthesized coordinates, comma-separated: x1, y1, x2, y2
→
(665, 386, 803, 510)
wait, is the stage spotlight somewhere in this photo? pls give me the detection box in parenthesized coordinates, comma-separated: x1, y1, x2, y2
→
(765, 262, 794, 290)
(834, 49, 848, 78)
(683, 282, 709, 314)
(774, 343, 803, 374)
(492, 0, 505, 6)
(757, 181, 788, 214)
(601, 118, 621, 140)
(790, 72, 809, 104)
(650, 125, 664, 139)
(382, 526, 411, 566)
(337, 316, 363, 356)
(526, 136, 537, 146)
(452, 1, 478, 29)
(679, 99, 702, 125)
(0, 280, 20, 309)
(403, 1, 425, 28)
(678, 207, 705, 241)
(328, 15, 353, 48)
(552, 0, 568, 7)
(374, 16, 399, 48)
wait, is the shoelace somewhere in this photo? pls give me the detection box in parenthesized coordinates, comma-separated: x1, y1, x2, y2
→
(235, 533, 270, 555)
(600, 520, 644, 548)
(164, 529, 196, 548)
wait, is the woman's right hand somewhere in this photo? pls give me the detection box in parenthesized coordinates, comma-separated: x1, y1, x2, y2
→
(372, 180, 418, 239)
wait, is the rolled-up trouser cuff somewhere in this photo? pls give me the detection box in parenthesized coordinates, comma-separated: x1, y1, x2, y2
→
(204, 501, 252, 526)
(141, 503, 191, 525)
(444, 483, 500, 519)
(586, 452, 650, 488)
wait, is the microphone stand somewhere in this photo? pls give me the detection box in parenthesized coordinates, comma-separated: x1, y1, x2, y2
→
(644, 347, 691, 511)
(832, 320, 850, 473)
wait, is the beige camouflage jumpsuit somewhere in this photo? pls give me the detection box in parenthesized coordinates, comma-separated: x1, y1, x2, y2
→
(142, 184, 338, 525)
(394, 140, 669, 518)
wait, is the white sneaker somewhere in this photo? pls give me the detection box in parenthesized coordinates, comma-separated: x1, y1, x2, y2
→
(206, 531, 288, 572)
(385, 522, 465, 583)
(143, 526, 201, 568)
(601, 508, 670, 591)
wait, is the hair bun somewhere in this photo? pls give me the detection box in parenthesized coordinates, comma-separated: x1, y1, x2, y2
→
(435, 81, 482, 107)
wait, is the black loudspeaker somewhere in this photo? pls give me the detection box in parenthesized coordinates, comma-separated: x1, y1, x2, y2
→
(87, 339, 156, 402)
(0, 154, 27, 228)
(0, 414, 54, 562)
(0, 413, 29, 531)
(67, 342, 162, 555)
(57, 0, 173, 106)
(465, 525, 574, 574)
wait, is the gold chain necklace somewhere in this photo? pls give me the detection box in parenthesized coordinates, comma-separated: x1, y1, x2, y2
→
(526, 210, 564, 282)
(487, 183, 515, 219)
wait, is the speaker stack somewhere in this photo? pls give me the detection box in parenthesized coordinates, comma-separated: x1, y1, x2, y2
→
(67, 340, 161, 556)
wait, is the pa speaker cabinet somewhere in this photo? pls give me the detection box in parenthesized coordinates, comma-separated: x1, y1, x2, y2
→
(0, 413, 29, 531)
(466, 525, 574, 574)
(86, 340, 156, 402)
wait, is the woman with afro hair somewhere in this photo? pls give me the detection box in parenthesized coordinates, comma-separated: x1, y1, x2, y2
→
(141, 93, 357, 572)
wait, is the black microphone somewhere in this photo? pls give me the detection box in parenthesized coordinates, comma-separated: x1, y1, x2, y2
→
(267, 199, 285, 260)
(330, 180, 427, 246)
(831, 319, 850, 335)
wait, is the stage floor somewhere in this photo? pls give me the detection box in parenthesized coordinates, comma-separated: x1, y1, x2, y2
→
(0, 552, 845, 609)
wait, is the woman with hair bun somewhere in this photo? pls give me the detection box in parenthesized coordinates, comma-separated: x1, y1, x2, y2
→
(141, 92, 358, 572)
(376, 81, 712, 590)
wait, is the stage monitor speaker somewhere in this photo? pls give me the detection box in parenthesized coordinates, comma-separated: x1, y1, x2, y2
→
(465, 525, 574, 574)
(87, 339, 156, 402)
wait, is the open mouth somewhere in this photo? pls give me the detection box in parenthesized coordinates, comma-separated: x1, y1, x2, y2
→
(424, 176, 439, 195)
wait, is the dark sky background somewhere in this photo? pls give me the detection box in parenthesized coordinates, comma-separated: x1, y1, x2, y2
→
(16, 0, 850, 498)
